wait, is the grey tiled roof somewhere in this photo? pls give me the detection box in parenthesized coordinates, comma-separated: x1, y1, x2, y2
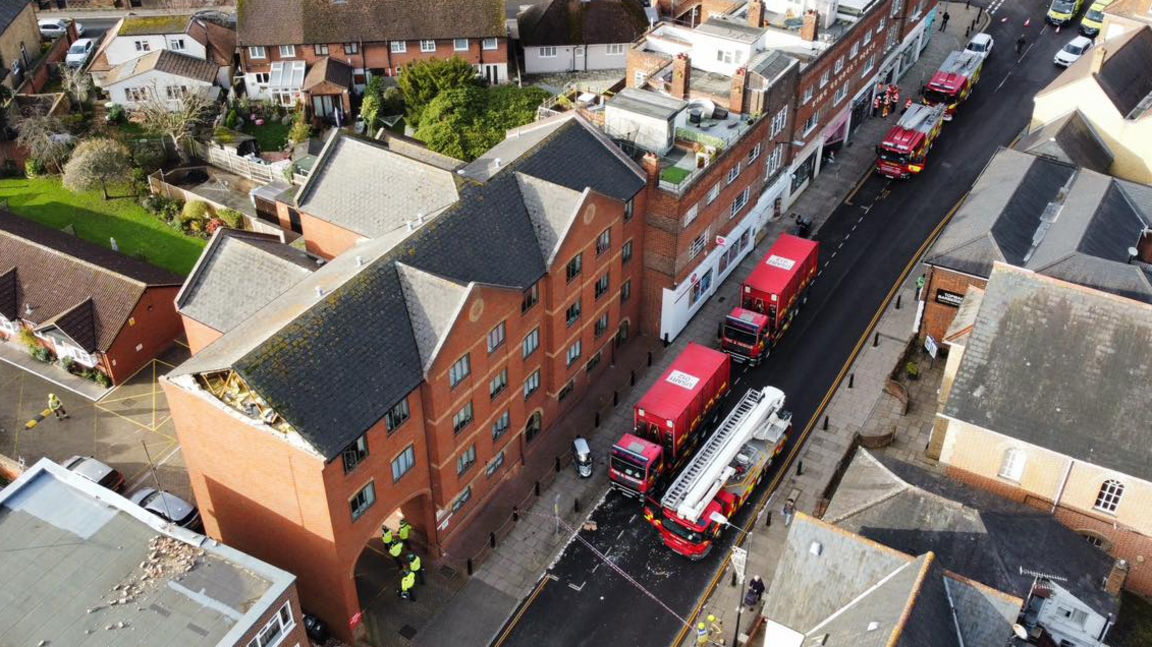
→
(106, 50, 220, 85)
(516, 172, 583, 265)
(1094, 27, 1152, 119)
(395, 263, 469, 371)
(827, 449, 1119, 620)
(944, 264, 1152, 483)
(0, 0, 28, 37)
(1014, 110, 1114, 174)
(296, 132, 460, 239)
(518, 0, 651, 46)
(176, 229, 319, 336)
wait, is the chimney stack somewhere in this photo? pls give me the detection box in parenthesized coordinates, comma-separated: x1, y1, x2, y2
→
(1136, 229, 1152, 263)
(641, 153, 661, 191)
(801, 9, 819, 41)
(1091, 46, 1107, 74)
(1105, 559, 1129, 596)
(729, 67, 748, 114)
(671, 53, 691, 99)
(748, 0, 765, 27)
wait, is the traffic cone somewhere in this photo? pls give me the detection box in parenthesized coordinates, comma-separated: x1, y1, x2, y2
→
(1001, 16, 1008, 22)
(1056, 24, 1061, 33)
(1024, 18, 1031, 27)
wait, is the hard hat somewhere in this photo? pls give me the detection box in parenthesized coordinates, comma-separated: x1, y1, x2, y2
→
(707, 614, 717, 623)
(698, 622, 706, 630)
(408, 553, 417, 561)
(49, 393, 56, 398)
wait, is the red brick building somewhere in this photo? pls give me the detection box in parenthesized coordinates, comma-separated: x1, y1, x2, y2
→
(237, 0, 509, 120)
(0, 214, 183, 387)
(163, 115, 647, 641)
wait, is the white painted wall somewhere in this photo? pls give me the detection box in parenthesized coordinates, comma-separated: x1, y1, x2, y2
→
(107, 69, 217, 110)
(104, 33, 207, 67)
(1036, 583, 1111, 647)
(605, 105, 677, 155)
(523, 43, 629, 74)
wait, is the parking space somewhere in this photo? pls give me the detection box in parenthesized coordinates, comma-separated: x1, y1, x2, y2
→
(0, 342, 193, 502)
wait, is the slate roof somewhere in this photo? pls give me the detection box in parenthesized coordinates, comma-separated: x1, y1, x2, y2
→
(515, 172, 584, 265)
(0, 0, 29, 36)
(944, 264, 1152, 482)
(926, 147, 1152, 303)
(827, 449, 1120, 620)
(518, 0, 651, 47)
(395, 263, 470, 370)
(1015, 110, 1114, 174)
(237, 0, 505, 46)
(171, 115, 645, 460)
(762, 514, 1020, 647)
(0, 213, 182, 352)
(1038, 27, 1152, 120)
(295, 131, 460, 239)
(175, 229, 319, 336)
(105, 49, 220, 86)
(302, 56, 352, 91)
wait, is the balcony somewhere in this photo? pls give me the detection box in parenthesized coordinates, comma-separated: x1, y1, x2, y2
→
(656, 111, 760, 194)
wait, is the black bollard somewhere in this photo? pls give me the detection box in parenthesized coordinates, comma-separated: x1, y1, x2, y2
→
(490, 532, 496, 548)
(849, 373, 855, 388)
(823, 415, 829, 431)
(630, 370, 636, 386)
(535, 481, 541, 496)
(647, 351, 653, 366)
(731, 568, 738, 587)
(574, 498, 582, 513)
(896, 294, 902, 310)
(467, 558, 474, 576)
(595, 411, 601, 428)
(513, 506, 520, 522)
(613, 390, 619, 407)
(873, 332, 880, 347)
(555, 457, 561, 473)
(662, 334, 670, 348)
(765, 511, 772, 527)
(797, 461, 805, 476)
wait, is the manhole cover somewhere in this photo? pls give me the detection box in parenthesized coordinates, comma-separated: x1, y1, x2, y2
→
(399, 625, 418, 640)
(121, 397, 137, 407)
(438, 564, 458, 579)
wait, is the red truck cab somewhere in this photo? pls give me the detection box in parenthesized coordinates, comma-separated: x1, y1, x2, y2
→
(609, 433, 664, 497)
(656, 491, 735, 559)
(875, 103, 946, 179)
(720, 234, 819, 364)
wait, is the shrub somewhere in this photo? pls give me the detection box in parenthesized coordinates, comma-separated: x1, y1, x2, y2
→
(225, 108, 239, 129)
(161, 200, 182, 223)
(25, 158, 45, 178)
(129, 167, 149, 195)
(288, 111, 311, 145)
(107, 104, 126, 124)
(187, 218, 204, 233)
(206, 218, 224, 235)
(18, 327, 38, 352)
(132, 144, 166, 173)
(217, 208, 244, 229)
(60, 357, 76, 373)
(32, 346, 56, 363)
(94, 371, 112, 388)
(141, 194, 170, 214)
(182, 200, 210, 222)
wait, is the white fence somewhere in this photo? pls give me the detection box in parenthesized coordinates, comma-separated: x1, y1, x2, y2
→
(192, 141, 281, 183)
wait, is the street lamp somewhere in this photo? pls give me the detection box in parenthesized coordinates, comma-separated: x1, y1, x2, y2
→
(710, 512, 753, 647)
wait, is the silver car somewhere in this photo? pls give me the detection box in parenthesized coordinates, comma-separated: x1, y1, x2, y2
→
(62, 455, 126, 492)
(129, 488, 203, 530)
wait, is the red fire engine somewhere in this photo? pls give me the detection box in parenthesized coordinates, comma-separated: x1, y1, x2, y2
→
(719, 234, 819, 365)
(922, 50, 983, 120)
(875, 103, 947, 179)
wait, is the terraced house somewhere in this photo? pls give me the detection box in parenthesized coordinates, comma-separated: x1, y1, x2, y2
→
(162, 114, 647, 641)
(236, 0, 509, 121)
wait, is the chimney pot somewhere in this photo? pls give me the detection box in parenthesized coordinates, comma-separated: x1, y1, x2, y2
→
(671, 53, 691, 100)
(1105, 559, 1129, 595)
(801, 9, 820, 41)
(748, 0, 765, 27)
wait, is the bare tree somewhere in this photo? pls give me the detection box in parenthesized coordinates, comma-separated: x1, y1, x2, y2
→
(133, 83, 214, 160)
(14, 111, 73, 173)
(58, 65, 93, 109)
(63, 138, 131, 199)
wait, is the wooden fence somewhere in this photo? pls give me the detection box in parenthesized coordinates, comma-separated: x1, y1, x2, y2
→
(191, 141, 281, 183)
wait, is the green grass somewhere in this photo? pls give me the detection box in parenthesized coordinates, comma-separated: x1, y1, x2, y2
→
(243, 120, 291, 153)
(0, 177, 205, 275)
(660, 166, 692, 185)
(1110, 591, 1152, 647)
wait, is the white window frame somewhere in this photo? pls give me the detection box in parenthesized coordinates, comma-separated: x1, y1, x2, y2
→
(706, 183, 720, 204)
(539, 46, 557, 58)
(523, 369, 541, 399)
(802, 86, 813, 104)
(726, 162, 741, 185)
(834, 56, 844, 74)
(850, 41, 860, 58)
(348, 481, 376, 521)
(345, 41, 359, 54)
(716, 49, 734, 64)
(170, 37, 186, 51)
(998, 448, 1025, 481)
(392, 445, 416, 482)
(864, 29, 873, 45)
(454, 38, 469, 51)
(420, 40, 436, 52)
(523, 328, 540, 358)
(749, 142, 762, 162)
(134, 40, 151, 52)
(567, 340, 582, 367)
(861, 54, 876, 75)
(279, 44, 296, 58)
(487, 321, 506, 353)
(385, 398, 409, 432)
(391, 41, 407, 53)
(802, 112, 818, 137)
(771, 105, 788, 136)
(483, 38, 499, 50)
(248, 45, 266, 59)
(833, 84, 847, 106)
(246, 601, 296, 647)
(819, 70, 830, 88)
(607, 43, 626, 56)
(688, 230, 708, 261)
(682, 202, 700, 227)
(449, 353, 471, 387)
(730, 187, 751, 218)
(767, 143, 784, 176)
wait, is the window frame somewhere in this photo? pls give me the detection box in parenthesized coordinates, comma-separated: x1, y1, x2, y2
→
(342, 435, 369, 474)
(490, 368, 508, 400)
(565, 299, 582, 327)
(457, 444, 477, 475)
(607, 43, 626, 56)
(314, 43, 329, 55)
(523, 369, 541, 399)
(420, 39, 436, 52)
(349, 481, 376, 521)
(452, 401, 475, 434)
(596, 228, 611, 255)
(998, 448, 1025, 482)
(594, 273, 610, 299)
(539, 46, 558, 58)
(454, 38, 469, 51)
(594, 312, 609, 338)
(279, 44, 296, 58)
(345, 41, 360, 54)
(566, 340, 583, 367)
(248, 45, 266, 59)
(566, 253, 583, 281)
(482, 38, 499, 50)
(621, 279, 632, 303)
(522, 282, 540, 312)
(449, 353, 471, 388)
(390, 41, 407, 53)
(385, 398, 410, 433)
(1094, 479, 1124, 514)
(522, 327, 540, 358)
(492, 410, 511, 440)
(487, 321, 506, 353)
(622, 239, 633, 264)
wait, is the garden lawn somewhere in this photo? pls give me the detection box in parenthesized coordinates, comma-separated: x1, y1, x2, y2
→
(660, 166, 691, 185)
(0, 177, 205, 275)
(244, 120, 291, 153)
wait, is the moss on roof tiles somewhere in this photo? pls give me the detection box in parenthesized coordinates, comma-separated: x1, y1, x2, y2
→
(119, 15, 192, 36)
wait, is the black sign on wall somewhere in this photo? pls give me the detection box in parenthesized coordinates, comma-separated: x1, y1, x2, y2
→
(935, 288, 965, 308)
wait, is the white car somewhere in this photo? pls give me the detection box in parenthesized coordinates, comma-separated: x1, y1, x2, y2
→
(1054, 36, 1093, 67)
(38, 18, 83, 39)
(965, 32, 994, 57)
(65, 38, 94, 68)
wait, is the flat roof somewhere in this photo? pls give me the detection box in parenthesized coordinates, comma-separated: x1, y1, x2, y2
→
(608, 87, 687, 121)
(0, 459, 297, 647)
(697, 17, 766, 43)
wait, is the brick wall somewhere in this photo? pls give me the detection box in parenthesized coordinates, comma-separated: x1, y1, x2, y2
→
(920, 266, 987, 342)
(227, 585, 311, 647)
(241, 38, 508, 79)
(103, 286, 182, 384)
(181, 314, 223, 355)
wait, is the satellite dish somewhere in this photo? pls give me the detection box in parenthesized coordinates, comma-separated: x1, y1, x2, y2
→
(1012, 624, 1028, 640)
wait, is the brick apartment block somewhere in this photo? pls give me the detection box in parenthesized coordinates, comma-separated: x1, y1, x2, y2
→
(164, 115, 647, 641)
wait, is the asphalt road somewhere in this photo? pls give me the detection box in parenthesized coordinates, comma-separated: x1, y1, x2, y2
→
(494, 1, 1075, 645)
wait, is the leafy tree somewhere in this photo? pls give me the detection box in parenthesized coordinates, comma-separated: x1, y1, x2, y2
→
(397, 57, 482, 128)
(62, 138, 131, 199)
(58, 66, 93, 109)
(359, 75, 385, 134)
(288, 110, 311, 145)
(415, 85, 551, 162)
(15, 112, 73, 173)
(134, 84, 212, 160)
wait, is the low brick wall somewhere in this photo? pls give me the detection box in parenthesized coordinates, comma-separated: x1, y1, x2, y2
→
(15, 36, 70, 96)
(0, 453, 24, 484)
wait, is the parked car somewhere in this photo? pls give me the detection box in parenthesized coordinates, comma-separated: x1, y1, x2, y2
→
(129, 488, 203, 530)
(62, 456, 126, 492)
(38, 18, 83, 39)
(965, 33, 994, 57)
(1054, 36, 1093, 67)
(65, 38, 94, 68)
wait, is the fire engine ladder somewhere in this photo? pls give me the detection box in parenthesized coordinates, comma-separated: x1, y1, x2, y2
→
(660, 386, 786, 523)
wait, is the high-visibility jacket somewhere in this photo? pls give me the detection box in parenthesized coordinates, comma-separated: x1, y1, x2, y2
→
(401, 572, 415, 592)
(399, 521, 412, 541)
(48, 395, 63, 411)
(409, 555, 422, 572)
(381, 529, 394, 545)
(695, 623, 709, 644)
(389, 541, 404, 558)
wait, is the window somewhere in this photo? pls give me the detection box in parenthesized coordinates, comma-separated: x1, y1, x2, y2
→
(886, 26, 898, 51)
(420, 40, 436, 52)
(864, 29, 873, 45)
(342, 436, 369, 473)
(730, 187, 751, 218)
(749, 142, 762, 163)
(595, 312, 609, 338)
(726, 162, 741, 185)
(345, 42, 359, 54)
(134, 40, 151, 52)
(586, 350, 602, 372)
(386, 398, 410, 432)
(596, 228, 611, 255)
(449, 354, 471, 388)
(833, 84, 847, 106)
(682, 202, 699, 227)
(165, 85, 189, 100)
(279, 44, 296, 58)
(690, 269, 713, 306)
(634, 70, 646, 86)
(457, 444, 477, 475)
(125, 87, 150, 102)
(607, 43, 626, 55)
(877, 17, 886, 32)
(490, 368, 508, 399)
(771, 105, 788, 136)
(912, 0, 924, 17)
(566, 253, 583, 281)
(834, 56, 844, 74)
(453, 401, 474, 433)
(452, 486, 473, 512)
(314, 43, 329, 55)
(454, 38, 469, 51)
(716, 49, 734, 64)
(488, 321, 506, 353)
(523, 328, 540, 357)
(566, 300, 582, 326)
(539, 46, 558, 58)
(525, 411, 543, 443)
(524, 369, 541, 399)
(567, 340, 582, 366)
(688, 231, 708, 261)
(1069, 609, 1089, 628)
(819, 70, 830, 88)
(621, 279, 632, 303)
(892, 0, 904, 15)
(254, 72, 270, 84)
(487, 450, 507, 477)
(483, 38, 498, 50)
(1095, 480, 1124, 514)
(522, 282, 540, 312)
(622, 239, 633, 264)
(995, 449, 1025, 481)
(801, 111, 819, 136)
(802, 86, 813, 104)
(850, 41, 860, 58)
(861, 54, 876, 75)
(493, 411, 511, 440)
(558, 380, 575, 401)
(391, 41, 407, 53)
(624, 199, 634, 221)
(170, 37, 186, 51)
(349, 482, 376, 520)
(595, 274, 610, 299)
(707, 183, 720, 204)
(248, 45, 266, 59)
(767, 143, 784, 176)
(247, 602, 296, 647)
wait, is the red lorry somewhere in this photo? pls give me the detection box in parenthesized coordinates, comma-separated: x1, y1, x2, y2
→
(922, 50, 983, 120)
(719, 234, 819, 365)
(609, 343, 731, 498)
(875, 103, 947, 179)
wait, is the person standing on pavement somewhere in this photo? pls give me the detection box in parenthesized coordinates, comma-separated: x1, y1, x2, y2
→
(388, 539, 405, 568)
(399, 570, 416, 602)
(873, 93, 881, 117)
(782, 498, 796, 527)
(48, 393, 68, 420)
(381, 525, 394, 548)
(707, 614, 724, 642)
(696, 622, 709, 645)
(408, 553, 424, 584)
(398, 519, 412, 543)
(744, 575, 766, 611)
(939, 10, 950, 31)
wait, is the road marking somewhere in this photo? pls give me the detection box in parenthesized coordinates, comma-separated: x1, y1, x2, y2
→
(125, 441, 180, 488)
(669, 191, 971, 647)
(494, 577, 552, 647)
(546, 574, 560, 582)
(995, 71, 1013, 91)
(734, 377, 742, 386)
(628, 514, 636, 524)
(842, 165, 874, 206)
(617, 529, 626, 540)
